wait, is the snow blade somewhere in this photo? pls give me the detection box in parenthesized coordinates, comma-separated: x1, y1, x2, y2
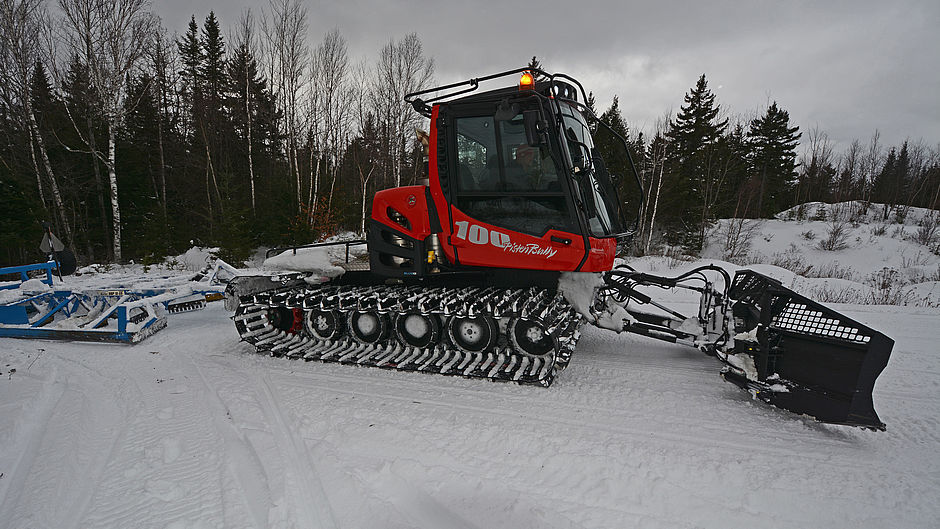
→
(725, 270, 893, 430)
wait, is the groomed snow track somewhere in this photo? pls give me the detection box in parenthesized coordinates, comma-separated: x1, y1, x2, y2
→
(233, 284, 584, 386)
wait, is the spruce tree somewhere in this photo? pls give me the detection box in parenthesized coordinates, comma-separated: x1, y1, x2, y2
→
(872, 142, 910, 219)
(61, 55, 111, 258)
(664, 74, 728, 252)
(746, 101, 801, 217)
(585, 91, 598, 134)
(596, 97, 631, 184)
(201, 12, 225, 124)
(527, 55, 547, 80)
(118, 73, 164, 259)
(177, 16, 203, 137)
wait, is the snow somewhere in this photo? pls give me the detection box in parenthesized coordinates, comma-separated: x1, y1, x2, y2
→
(264, 247, 346, 277)
(173, 246, 221, 272)
(558, 271, 605, 320)
(702, 201, 940, 307)
(1, 208, 939, 528)
(263, 236, 368, 277)
(0, 278, 53, 305)
(2, 301, 937, 528)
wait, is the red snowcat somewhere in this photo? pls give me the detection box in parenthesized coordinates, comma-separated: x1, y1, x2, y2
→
(227, 68, 893, 430)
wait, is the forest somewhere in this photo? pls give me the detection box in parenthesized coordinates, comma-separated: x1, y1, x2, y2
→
(2, 0, 938, 267)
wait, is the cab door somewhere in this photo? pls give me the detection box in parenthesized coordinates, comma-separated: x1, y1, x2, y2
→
(445, 104, 586, 271)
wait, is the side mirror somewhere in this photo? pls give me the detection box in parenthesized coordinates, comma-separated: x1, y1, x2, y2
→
(524, 110, 546, 146)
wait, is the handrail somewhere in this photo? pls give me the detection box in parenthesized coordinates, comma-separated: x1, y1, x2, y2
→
(264, 239, 368, 262)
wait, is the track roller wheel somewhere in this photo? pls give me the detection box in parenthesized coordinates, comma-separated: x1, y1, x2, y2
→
(269, 306, 303, 333)
(447, 315, 498, 353)
(508, 317, 555, 357)
(347, 310, 389, 344)
(395, 312, 441, 348)
(304, 309, 343, 340)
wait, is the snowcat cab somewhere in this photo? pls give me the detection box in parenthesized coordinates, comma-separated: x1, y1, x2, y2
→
(369, 68, 640, 282)
(227, 68, 892, 431)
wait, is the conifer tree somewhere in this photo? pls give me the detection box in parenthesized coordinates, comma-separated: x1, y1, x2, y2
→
(61, 55, 110, 257)
(746, 101, 801, 217)
(177, 16, 203, 138)
(585, 91, 598, 134)
(597, 97, 629, 165)
(872, 141, 910, 219)
(664, 74, 728, 252)
(527, 55, 547, 80)
(201, 12, 225, 126)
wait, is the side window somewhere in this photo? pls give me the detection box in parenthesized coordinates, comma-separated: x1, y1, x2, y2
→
(453, 112, 574, 237)
(498, 117, 559, 192)
(455, 116, 498, 191)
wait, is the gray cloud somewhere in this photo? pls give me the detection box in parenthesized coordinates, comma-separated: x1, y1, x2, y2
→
(155, 0, 940, 149)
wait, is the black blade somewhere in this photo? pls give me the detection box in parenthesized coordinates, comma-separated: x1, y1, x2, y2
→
(727, 269, 893, 430)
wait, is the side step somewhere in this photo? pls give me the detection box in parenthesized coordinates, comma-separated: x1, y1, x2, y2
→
(726, 270, 893, 430)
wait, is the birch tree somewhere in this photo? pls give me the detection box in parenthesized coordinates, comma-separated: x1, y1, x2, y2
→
(144, 24, 177, 233)
(262, 0, 308, 213)
(232, 10, 258, 214)
(57, 0, 154, 261)
(312, 29, 351, 212)
(0, 0, 72, 243)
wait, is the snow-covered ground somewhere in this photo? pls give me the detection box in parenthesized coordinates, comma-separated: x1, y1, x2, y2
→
(1, 205, 939, 528)
(701, 201, 940, 307)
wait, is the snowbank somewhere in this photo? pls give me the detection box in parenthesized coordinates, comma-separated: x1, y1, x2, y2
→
(170, 246, 220, 271)
(697, 201, 940, 307)
(263, 246, 346, 277)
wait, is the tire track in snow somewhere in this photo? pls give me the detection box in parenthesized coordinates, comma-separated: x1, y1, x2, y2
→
(0, 367, 65, 521)
(260, 366, 867, 465)
(223, 340, 854, 451)
(29, 352, 147, 529)
(185, 354, 275, 529)
(267, 374, 904, 528)
(254, 357, 850, 437)
(252, 374, 338, 529)
(65, 346, 227, 529)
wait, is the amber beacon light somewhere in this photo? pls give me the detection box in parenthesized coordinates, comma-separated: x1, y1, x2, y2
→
(519, 71, 535, 90)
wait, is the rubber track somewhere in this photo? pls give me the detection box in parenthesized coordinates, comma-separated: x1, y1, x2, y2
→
(233, 284, 584, 387)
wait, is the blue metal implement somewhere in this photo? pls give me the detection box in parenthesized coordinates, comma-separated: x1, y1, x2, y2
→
(0, 261, 57, 290)
(0, 287, 217, 343)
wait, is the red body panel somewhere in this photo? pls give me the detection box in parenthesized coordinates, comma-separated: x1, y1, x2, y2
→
(374, 104, 617, 273)
(582, 237, 616, 272)
(372, 185, 433, 241)
(447, 206, 583, 271)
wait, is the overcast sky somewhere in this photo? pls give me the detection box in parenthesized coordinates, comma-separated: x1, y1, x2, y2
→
(154, 0, 939, 152)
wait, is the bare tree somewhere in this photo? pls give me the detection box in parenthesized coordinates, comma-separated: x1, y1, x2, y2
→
(56, 0, 155, 262)
(146, 23, 178, 236)
(796, 126, 835, 204)
(312, 29, 351, 213)
(0, 0, 72, 243)
(233, 9, 258, 214)
(837, 139, 862, 202)
(262, 0, 308, 213)
(862, 130, 883, 202)
(372, 33, 434, 187)
(644, 112, 672, 254)
(902, 139, 933, 212)
(352, 62, 377, 235)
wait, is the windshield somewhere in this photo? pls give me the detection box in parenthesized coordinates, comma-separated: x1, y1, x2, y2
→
(558, 103, 622, 237)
